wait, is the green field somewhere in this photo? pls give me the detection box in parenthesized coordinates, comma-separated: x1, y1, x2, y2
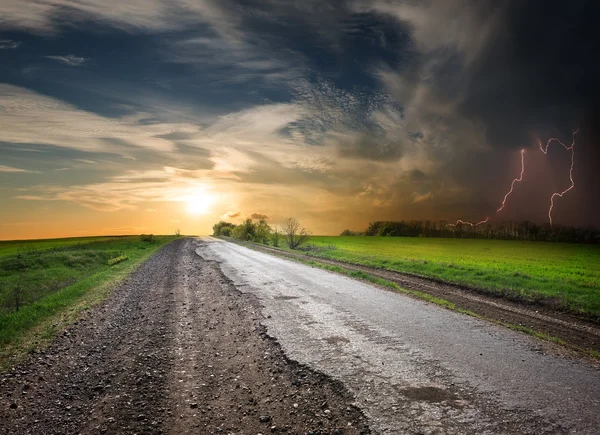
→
(0, 235, 175, 364)
(0, 236, 117, 257)
(304, 237, 600, 319)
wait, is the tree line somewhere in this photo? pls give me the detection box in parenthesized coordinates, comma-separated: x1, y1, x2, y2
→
(213, 217, 311, 249)
(341, 220, 600, 244)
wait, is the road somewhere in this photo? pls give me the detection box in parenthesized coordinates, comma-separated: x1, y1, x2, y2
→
(197, 237, 600, 434)
(0, 238, 369, 434)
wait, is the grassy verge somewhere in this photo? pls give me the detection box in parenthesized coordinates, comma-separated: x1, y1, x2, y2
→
(0, 236, 176, 370)
(0, 236, 118, 257)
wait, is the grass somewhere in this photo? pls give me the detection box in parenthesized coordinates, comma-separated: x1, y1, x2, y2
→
(0, 235, 176, 369)
(291, 236, 600, 319)
(0, 236, 117, 257)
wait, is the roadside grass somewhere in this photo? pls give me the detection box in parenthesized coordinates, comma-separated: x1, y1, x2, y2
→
(0, 236, 175, 370)
(293, 237, 600, 320)
(0, 236, 117, 257)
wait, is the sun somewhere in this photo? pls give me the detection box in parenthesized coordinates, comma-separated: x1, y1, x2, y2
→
(186, 193, 215, 215)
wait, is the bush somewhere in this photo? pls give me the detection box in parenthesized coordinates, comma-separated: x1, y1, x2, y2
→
(107, 255, 129, 266)
(340, 229, 363, 236)
(140, 234, 155, 243)
(213, 221, 236, 236)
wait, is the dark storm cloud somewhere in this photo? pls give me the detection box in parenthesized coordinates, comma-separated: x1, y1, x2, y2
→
(361, 0, 600, 225)
(456, 1, 600, 148)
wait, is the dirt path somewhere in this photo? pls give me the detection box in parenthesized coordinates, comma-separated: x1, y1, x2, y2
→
(0, 238, 369, 434)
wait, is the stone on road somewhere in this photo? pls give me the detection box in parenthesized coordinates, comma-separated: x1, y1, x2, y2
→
(197, 236, 600, 434)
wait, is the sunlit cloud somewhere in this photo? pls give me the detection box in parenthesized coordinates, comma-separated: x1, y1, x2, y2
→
(221, 211, 241, 219)
(0, 85, 200, 154)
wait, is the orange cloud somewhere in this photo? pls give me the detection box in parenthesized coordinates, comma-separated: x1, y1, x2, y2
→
(221, 211, 241, 219)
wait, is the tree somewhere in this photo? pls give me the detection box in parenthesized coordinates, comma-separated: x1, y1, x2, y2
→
(212, 221, 236, 236)
(271, 228, 281, 247)
(231, 219, 256, 241)
(282, 217, 310, 249)
(254, 219, 272, 244)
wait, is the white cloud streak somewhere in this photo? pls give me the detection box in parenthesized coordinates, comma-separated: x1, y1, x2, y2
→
(0, 84, 200, 154)
(0, 39, 20, 49)
(46, 54, 88, 66)
(0, 165, 38, 173)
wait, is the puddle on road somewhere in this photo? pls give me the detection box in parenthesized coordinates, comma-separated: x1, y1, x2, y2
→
(274, 295, 300, 300)
(399, 386, 457, 402)
(324, 336, 351, 345)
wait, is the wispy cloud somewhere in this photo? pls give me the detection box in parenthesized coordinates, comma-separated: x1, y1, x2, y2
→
(46, 55, 88, 66)
(0, 84, 200, 154)
(0, 39, 20, 49)
(221, 211, 241, 219)
(0, 165, 38, 173)
(412, 192, 434, 204)
(14, 165, 222, 212)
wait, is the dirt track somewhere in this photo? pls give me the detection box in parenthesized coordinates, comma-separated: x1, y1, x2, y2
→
(0, 238, 369, 434)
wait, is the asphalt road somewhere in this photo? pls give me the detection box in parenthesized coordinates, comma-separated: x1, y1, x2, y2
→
(197, 237, 600, 434)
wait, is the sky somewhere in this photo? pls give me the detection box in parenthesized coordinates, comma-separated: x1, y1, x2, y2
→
(1, 0, 599, 239)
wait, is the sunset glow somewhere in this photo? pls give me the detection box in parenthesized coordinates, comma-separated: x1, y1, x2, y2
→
(186, 193, 215, 216)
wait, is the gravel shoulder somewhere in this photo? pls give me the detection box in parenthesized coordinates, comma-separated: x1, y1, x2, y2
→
(0, 238, 369, 434)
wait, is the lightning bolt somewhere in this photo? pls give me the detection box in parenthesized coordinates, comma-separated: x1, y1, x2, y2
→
(538, 130, 578, 226)
(447, 149, 526, 227)
(497, 149, 525, 213)
(447, 218, 489, 227)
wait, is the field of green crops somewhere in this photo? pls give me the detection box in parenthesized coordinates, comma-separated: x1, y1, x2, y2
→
(306, 236, 600, 319)
(0, 236, 116, 257)
(0, 235, 175, 356)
